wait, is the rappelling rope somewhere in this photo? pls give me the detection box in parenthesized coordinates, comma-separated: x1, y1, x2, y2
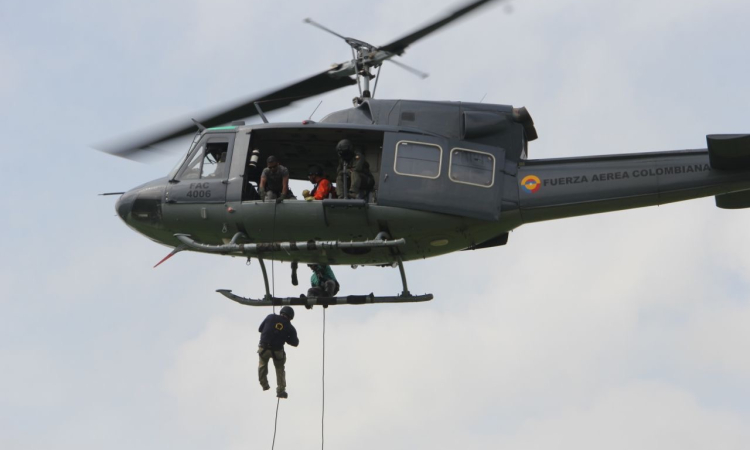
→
(271, 200, 278, 314)
(271, 397, 280, 450)
(321, 307, 326, 450)
(269, 200, 281, 450)
(268, 300, 326, 450)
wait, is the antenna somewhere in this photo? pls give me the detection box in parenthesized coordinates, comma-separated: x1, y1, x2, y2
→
(254, 102, 269, 123)
(308, 101, 323, 120)
(191, 118, 206, 132)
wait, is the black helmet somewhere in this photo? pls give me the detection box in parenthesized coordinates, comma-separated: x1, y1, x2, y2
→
(336, 139, 353, 153)
(308, 165, 323, 176)
(280, 306, 295, 320)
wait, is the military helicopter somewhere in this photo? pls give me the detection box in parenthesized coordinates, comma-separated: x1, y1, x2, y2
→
(102, 0, 750, 309)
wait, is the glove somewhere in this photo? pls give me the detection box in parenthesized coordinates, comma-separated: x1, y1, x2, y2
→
(259, 188, 266, 201)
(275, 197, 284, 204)
(302, 189, 310, 197)
(305, 196, 314, 202)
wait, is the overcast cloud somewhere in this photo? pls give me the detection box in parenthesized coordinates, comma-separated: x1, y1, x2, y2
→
(2, 0, 750, 449)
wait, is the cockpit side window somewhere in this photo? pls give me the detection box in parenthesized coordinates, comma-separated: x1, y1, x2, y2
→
(201, 142, 228, 178)
(176, 139, 229, 180)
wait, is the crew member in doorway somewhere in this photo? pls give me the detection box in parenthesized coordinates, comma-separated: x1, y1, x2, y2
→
(259, 155, 294, 202)
(258, 306, 299, 399)
(302, 165, 335, 201)
(335, 139, 374, 199)
(307, 264, 339, 300)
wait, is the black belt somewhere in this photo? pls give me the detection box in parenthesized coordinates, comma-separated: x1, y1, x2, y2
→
(260, 344, 283, 355)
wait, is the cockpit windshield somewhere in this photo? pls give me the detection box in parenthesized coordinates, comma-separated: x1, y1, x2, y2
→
(168, 133, 203, 180)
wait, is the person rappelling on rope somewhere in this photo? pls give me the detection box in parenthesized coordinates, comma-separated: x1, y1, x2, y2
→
(258, 306, 299, 399)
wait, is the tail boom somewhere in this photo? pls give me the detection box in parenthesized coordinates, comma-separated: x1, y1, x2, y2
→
(518, 142, 750, 223)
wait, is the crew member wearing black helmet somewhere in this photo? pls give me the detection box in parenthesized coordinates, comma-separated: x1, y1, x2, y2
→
(335, 139, 374, 199)
(257, 306, 299, 399)
(302, 165, 335, 201)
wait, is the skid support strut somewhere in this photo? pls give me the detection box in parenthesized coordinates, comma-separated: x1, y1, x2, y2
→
(256, 257, 272, 301)
(396, 256, 410, 297)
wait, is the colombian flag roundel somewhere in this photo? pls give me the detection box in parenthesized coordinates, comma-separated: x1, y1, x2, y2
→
(520, 175, 541, 193)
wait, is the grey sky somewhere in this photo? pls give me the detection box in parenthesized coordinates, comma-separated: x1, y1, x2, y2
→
(2, 0, 750, 448)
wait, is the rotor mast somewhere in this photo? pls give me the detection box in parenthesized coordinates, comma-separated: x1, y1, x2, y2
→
(303, 18, 429, 104)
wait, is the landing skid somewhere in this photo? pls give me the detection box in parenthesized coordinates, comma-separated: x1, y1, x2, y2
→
(216, 238, 433, 307)
(216, 290, 433, 307)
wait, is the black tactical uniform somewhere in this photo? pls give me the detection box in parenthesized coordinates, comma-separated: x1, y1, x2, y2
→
(257, 307, 298, 398)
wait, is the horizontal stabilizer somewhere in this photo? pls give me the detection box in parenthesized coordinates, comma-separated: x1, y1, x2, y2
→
(463, 232, 509, 251)
(715, 191, 750, 209)
(707, 134, 750, 170)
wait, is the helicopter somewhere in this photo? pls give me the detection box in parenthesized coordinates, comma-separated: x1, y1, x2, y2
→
(102, 0, 750, 309)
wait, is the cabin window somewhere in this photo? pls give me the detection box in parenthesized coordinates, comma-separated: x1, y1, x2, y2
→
(449, 148, 495, 187)
(177, 141, 229, 180)
(394, 141, 442, 179)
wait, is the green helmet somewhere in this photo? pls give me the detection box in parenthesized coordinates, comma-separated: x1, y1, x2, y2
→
(336, 139, 353, 153)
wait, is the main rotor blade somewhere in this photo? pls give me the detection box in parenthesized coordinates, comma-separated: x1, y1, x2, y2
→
(97, 0, 504, 161)
(96, 70, 356, 160)
(303, 18, 348, 41)
(379, 0, 501, 55)
(387, 59, 429, 79)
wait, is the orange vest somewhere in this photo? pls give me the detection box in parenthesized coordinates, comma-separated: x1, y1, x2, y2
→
(313, 179, 334, 200)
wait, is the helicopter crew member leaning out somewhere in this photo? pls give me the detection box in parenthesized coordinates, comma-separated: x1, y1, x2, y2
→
(258, 306, 299, 399)
(259, 155, 294, 202)
(335, 139, 374, 199)
(306, 264, 339, 306)
(302, 165, 335, 201)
